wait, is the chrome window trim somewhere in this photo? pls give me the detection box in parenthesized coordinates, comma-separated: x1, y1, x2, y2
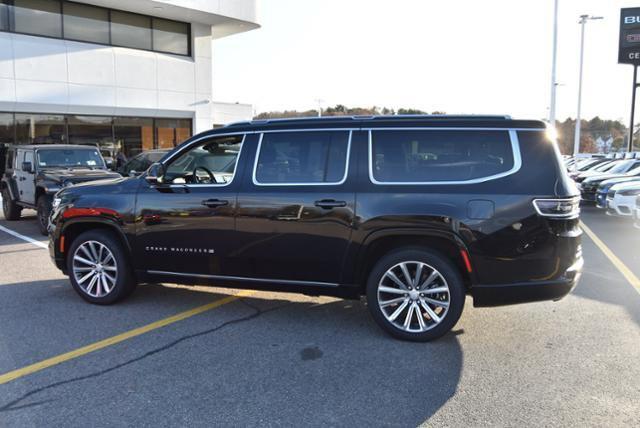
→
(368, 128, 523, 186)
(159, 134, 246, 189)
(146, 270, 339, 287)
(252, 130, 353, 187)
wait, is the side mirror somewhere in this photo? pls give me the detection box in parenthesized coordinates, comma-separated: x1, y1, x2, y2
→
(145, 162, 165, 185)
(22, 161, 33, 173)
(128, 170, 138, 177)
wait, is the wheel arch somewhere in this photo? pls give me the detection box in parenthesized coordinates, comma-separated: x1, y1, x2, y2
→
(354, 229, 475, 293)
(61, 218, 133, 267)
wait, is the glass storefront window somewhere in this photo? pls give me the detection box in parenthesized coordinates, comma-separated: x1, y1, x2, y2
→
(110, 11, 152, 51)
(11, 0, 62, 38)
(156, 119, 192, 150)
(15, 114, 65, 145)
(67, 115, 117, 167)
(114, 117, 154, 159)
(62, 2, 109, 44)
(0, 113, 13, 145)
(152, 18, 189, 55)
(0, 1, 9, 32)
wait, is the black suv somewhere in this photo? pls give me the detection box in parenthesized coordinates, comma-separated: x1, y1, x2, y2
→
(48, 116, 582, 341)
(1, 145, 121, 234)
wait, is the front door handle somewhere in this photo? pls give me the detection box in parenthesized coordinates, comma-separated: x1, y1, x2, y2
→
(314, 199, 347, 209)
(202, 199, 229, 208)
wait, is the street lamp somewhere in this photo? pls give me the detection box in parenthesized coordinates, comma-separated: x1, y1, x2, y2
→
(573, 14, 603, 166)
(548, 0, 559, 127)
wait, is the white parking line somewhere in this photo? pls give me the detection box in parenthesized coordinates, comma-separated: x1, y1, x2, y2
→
(0, 224, 48, 249)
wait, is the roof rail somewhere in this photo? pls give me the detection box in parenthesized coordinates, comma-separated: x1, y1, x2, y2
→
(224, 114, 514, 128)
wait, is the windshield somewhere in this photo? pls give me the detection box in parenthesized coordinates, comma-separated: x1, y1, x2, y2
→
(608, 160, 636, 174)
(37, 149, 105, 169)
(627, 164, 640, 176)
(592, 161, 615, 172)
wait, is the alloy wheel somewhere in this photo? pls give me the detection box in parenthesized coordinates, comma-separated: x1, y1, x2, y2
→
(377, 261, 450, 333)
(72, 240, 118, 298)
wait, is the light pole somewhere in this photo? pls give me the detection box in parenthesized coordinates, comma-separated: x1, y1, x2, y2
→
(573, 15, 603, 166)
(314, 98, 325, 117)
(548, 0, 559, 127)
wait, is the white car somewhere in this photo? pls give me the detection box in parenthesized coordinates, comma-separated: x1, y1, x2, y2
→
(606, 181, 640, 216)
(634, 196, 640, 229)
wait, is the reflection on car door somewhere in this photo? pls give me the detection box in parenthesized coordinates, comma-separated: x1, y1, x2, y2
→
(134, 134, 248, 277)
(234, 130, 357, 285)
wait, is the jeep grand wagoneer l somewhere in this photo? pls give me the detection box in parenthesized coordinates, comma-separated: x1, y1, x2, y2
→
(48, 116, 583, 341)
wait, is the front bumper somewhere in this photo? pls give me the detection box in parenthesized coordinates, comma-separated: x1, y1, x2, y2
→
(607, 195, 636, 217)
(580, 189, 597, 202)
(595, 191, 608, 208)
(471, 257, 583, 307)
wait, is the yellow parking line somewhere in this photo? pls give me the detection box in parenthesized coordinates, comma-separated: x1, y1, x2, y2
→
(580, 221, 640, 295)
(0, 289, 254, 385)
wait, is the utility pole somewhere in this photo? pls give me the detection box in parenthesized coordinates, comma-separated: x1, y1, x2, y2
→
(573, 15, 603, 166)
(314, 99, 325, 117)
(549, 0, 559, 127)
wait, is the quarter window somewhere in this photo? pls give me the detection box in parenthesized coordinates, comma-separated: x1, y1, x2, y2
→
(255, 131, 350, 185)
(370, 130, 516, 183)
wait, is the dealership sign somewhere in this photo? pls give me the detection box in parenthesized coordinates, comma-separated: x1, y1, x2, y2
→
(619, 8, 640, 64)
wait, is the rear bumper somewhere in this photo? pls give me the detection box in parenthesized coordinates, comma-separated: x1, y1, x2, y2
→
(471, 257, 583, 307)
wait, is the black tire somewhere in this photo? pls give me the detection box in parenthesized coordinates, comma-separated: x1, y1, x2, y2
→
(2, 187, 22, 221)
(366, 248, 465, 342)
(67, 230, 137, 305)
(36, 195, 51, 235)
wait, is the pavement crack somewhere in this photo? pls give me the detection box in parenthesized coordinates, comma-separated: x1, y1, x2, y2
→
(0, 298, 287, 413)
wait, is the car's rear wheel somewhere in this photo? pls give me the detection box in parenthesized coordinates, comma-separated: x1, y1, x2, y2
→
(67, 230, 136, 304)
(2, 187, 22, 221)
(366, 249, 465, 342)
(36, 195, 51, 235)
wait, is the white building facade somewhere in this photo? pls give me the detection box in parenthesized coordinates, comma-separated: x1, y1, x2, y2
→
(0, 0, 258, 160)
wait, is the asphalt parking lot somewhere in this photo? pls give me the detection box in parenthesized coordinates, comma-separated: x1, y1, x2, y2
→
(0, 205, 639, 427)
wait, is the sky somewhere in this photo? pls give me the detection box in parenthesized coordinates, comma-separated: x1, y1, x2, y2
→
(213, 0, 640, 122)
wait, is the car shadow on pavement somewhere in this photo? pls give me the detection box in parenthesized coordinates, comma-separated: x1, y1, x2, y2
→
(0, 281, 463, 425)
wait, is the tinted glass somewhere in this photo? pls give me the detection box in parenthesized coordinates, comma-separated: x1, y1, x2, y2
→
(110, 11, 151, 50)
(0, 1, 9, 31)
(12, 0, 62, 37)
(153, 18, 188, 55)
(255, 131, 350, 184)
(371, 130, 514, 183)
(0, 113, 13, 145)
(164, 136, 243, 185)
(37, 148, 105, 168)
(15, 114, 65, 145)
(62, 2, 109, 44)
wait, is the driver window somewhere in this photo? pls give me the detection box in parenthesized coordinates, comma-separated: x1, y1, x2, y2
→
(163, 135, 243, 185)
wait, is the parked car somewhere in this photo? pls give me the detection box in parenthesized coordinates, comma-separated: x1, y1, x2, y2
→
(572, 160, 621, 182)
(1, 145, 121, 234)
(569, 159, 614, 181)
(48, 116, 582, 342)
(116, 150, 170, 177)
(580, 162, 640, 202)
(595, 175, 640, 208)
(605, 181, 640, 216)
(634, 196, 640, 229)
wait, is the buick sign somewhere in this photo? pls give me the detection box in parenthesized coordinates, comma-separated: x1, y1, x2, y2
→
(620, 7, 640, 64)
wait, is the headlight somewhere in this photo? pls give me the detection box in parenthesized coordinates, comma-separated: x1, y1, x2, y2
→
(52, 197, 61, 210)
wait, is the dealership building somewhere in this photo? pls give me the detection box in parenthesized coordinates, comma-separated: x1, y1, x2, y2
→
(0, 0, 258, 161)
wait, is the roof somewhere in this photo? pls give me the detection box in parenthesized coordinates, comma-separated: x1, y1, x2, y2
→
(8, 144, 101, 150)
(214, 115, 547, 135)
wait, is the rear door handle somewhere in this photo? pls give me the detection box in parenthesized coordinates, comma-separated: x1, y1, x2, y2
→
(202, 199, 229, 208)
(314, 199, 347, 209)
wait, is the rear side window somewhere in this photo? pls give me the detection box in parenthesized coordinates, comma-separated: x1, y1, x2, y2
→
(370, 130, 517, 184)
(254, 131, 350, 185)
(6, 150, 14, 169)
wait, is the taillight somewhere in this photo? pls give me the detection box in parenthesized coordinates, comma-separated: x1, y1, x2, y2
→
(533, 197, 580, 219)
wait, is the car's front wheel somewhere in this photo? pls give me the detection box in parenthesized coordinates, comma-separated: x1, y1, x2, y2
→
(366, 248, 465, 342)
(67, 230, 136, 304)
